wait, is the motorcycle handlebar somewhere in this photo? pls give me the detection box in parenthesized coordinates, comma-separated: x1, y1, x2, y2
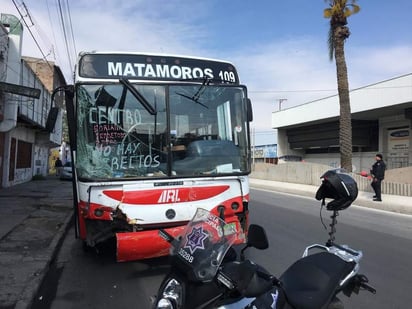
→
(361, 282, 377, 294)
(255, 269, 279, 285)
(356, 274, 377, 294)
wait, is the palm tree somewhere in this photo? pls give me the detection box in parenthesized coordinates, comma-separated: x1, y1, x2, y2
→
(324, 0, 360, 172)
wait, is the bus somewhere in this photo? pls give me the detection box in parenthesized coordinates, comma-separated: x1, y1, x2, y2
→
(55, 52, 253, 262)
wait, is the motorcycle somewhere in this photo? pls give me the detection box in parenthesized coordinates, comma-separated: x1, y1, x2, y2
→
(152, 171, 376, 309)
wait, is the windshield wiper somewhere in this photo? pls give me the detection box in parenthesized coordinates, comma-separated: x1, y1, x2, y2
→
(119, 78, 157, 115)
(175, 92, 209, 109)
(176, 78, 210, 109)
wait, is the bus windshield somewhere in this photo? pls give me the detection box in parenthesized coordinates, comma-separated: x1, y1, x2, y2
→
(75, 82, 250, 180)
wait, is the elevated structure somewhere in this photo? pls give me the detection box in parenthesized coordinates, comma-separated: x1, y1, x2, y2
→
(272, 73, 412, 172)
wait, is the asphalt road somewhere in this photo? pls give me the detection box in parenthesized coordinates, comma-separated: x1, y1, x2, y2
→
(247, 188, 412, 309)
(33, 188, 412, 309)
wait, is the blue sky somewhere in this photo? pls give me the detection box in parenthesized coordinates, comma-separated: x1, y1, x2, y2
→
(2, 0, 412, 144)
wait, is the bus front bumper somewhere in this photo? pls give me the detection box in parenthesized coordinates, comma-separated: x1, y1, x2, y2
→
(116, 226, 185, 262)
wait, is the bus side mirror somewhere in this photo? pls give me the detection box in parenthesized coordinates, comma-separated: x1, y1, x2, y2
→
(247, 98, 253, 122)
(45, 107, 59, 132)
(51, 85, 75, 149)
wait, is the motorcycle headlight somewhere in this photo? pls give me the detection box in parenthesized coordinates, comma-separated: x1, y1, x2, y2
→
(156, 298, 174, 309)
(155, 278, 183, 309)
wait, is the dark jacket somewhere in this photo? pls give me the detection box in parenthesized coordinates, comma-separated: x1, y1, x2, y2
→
(371, 160, 386, 180)
(55, 159, 63, 168)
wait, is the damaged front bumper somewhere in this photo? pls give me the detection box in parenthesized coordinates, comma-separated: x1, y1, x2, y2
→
(116, 226, 185, 262)
(80, 204, 247, 262)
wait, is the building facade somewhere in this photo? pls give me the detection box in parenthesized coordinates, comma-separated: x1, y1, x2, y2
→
(272, 74, 412, 172)
(0, 14, 66, 187)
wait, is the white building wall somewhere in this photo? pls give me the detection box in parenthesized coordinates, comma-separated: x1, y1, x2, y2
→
(351, 75, 412, 112)
(0, 24, 7, 81)
(272, 74, 412, 128)
(33, 145, 49, 176)
(303, 152, 377, 173)
(276, 128, 304, 159)
(0, 15, 22, 132)
(0, 14, 65, 187)
(272, 74, 412, 172)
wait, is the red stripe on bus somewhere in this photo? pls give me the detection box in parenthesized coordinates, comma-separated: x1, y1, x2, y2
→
(103, 185, 230, 204)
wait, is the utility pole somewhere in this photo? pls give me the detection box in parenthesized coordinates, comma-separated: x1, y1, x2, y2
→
(277, 98, 287, 111)
(252, 127, 255, 166)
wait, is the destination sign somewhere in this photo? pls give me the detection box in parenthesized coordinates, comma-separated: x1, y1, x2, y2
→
(78, 53, 239, 84)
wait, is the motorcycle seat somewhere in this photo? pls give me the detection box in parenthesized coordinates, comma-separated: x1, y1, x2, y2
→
(280, 251, 355, 309)
(220, 260, 274, 297)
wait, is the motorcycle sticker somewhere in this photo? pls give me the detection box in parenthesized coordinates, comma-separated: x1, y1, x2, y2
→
(184, 226, 208, 254)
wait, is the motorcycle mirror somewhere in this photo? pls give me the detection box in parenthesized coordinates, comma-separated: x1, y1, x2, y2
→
(247, 224, 269, 250)
(241, 224, 269, 260)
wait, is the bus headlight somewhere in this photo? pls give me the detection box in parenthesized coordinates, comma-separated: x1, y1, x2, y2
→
(155, 278, 182, 309)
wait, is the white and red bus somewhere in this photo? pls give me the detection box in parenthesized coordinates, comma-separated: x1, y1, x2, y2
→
(56, 52, 253, 261)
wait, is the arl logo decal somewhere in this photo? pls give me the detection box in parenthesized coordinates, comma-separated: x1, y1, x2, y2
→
(158, 189, 180, 203)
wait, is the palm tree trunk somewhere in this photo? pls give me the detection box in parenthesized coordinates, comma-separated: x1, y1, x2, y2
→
(334, 27, 353, 172)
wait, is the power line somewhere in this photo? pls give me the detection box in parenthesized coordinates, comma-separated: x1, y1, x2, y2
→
(11, 0, 54, 71)
(22, 2, 55, 59)
(249, 85, 411, 94)
(250, 89, 337, 94)
(57, 0, 73, 74)
(65, 0, 77, 57)
(55, 0, 77, 82)
(45, 0, 58, 60)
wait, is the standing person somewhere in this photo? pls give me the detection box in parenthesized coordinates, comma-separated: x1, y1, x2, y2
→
(55, 157, 63, 176)
(370, 153, 386, 201)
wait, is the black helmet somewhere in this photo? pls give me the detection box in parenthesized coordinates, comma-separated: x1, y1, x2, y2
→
(315, 169, 358, 211)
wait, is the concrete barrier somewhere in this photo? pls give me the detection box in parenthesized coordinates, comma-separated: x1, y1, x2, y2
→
(251, 162, 412, 197)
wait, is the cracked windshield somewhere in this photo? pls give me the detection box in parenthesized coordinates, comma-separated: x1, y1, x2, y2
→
(75, 83, 249, 179)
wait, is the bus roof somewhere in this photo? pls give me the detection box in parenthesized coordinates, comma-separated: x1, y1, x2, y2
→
(76, 51, 240, 84)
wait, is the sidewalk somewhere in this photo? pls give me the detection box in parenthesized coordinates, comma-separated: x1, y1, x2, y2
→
(250, 178, 412, 215)
(0, 176, 74, 309)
